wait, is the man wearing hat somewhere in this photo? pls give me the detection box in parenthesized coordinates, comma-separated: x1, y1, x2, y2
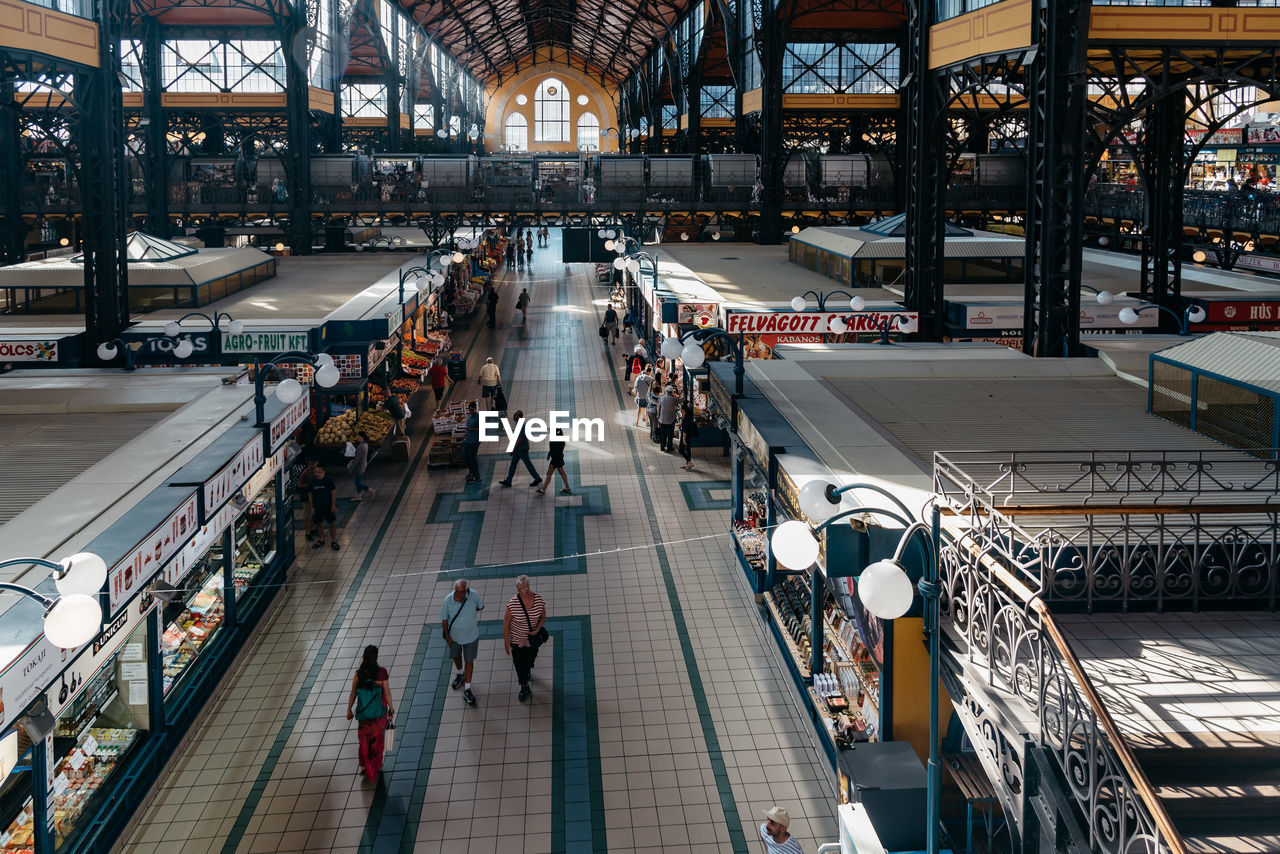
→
(760, 806, 806, 853)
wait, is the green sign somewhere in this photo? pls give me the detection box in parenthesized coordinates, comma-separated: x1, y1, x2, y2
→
(221, 331, 310, 354)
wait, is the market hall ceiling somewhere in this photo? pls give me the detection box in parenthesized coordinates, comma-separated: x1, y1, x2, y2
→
(404, 0, 695, 83)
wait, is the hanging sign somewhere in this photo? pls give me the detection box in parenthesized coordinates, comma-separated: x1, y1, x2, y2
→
(203, 434, 265, 518)
(1195, 297, 1280, 324)
(269, 394, 312, 455)
(47, 599, 156, 719)
(221, 331, 310, 354)
(164, 501, 240, 586)
(677, 302, 719, 326)
(725, 311, 918, 335)
(960, 303, 1159, 329)
(108, 493, 199, 615)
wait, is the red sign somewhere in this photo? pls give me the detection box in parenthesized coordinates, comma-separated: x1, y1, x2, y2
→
(1201, 300, 1280, 325)
(1187, 128, 1243, 145)
(726, 310, 918, 335)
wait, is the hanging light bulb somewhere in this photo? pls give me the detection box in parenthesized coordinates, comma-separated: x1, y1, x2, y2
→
(850, 296, 866, 311)
(173, 339, 194, 359)
(791, 296, 807, 312)
(828, 316, 848, 334)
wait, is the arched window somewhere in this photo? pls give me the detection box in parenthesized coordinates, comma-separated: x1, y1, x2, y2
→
(577, 111, 600, 150)
(534, 77, 569, 142)
(504, 112, 528, 151)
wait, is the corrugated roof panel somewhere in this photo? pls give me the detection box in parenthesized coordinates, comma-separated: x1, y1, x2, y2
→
(0, 413, 166, 524)
(1155, 332, 1280, 394)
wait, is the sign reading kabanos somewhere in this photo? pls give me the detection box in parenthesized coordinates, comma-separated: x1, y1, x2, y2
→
(725, 311, 918, 335)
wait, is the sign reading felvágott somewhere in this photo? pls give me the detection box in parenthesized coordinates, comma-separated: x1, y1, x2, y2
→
(725, 311, 919, 335)
(221, 331, 310, 354)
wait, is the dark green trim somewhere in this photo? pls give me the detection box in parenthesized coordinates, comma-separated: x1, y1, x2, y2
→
(589, 289, 751, 853)
(218, 312, 489, 854)
(680, 479, 733, 512)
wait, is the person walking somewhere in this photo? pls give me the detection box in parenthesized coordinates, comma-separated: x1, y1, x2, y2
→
(603, 304, 620, 343)
(525, 232, 533, 261)
(536, 433, 571, 496)
(478, 357, 502, 409)
(441, 579, 484, 705)
(503, 575, 547, 702)
(499, 410, 542, 487)
(486, 287, 499, 329)
(647, 379, 662, 444)
(297, 459, 318, 541)
(506, 240, 516, 269)
(309, 464, 340, 551)
(382, 392, 406, 436)
(760, 807, 806, 853)
(348, 431, 375, 500)
(657, 385, 679, 452)
(628, 346, 646, 394)
(346, 645, 393, 781)
(516, 289, 530, 324)
(678, 403, 698, 470)
(462, 401, 481, 483)
(633, 366, 654, 427)
(427, 357, 450, 403)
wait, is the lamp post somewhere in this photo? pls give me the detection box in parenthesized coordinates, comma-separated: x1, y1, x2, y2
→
(659, 326, 746, 396)
(0, 553, 109, 649)
(871, 313, 919, 345)
(163, 311, 243, 360)
(791, 290, 867, 313)
(163, 311, 243, 338)
(770, 485, 943, 854)
(253, 351, 340, 426)
(1118, 302, 1206, 335)
(398, 264, 440, 305)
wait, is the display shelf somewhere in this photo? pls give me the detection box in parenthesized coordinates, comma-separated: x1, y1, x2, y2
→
(824, 614, 881, 716)
(763, 591, 811, 680)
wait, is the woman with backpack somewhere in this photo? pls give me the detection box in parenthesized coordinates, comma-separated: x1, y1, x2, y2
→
(346, 645, 394, 781)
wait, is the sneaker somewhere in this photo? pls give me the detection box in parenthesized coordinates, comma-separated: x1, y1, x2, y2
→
(559, 488, 572, 495)
(312, 541, 324, 549)
(463, 688, 477, 705)
(331, 542, 340, 551)
(499, 480, 512, 487)
(518, 685, 531, 702)
(451, 673, 465, 689)
(304, 530, 315, 541)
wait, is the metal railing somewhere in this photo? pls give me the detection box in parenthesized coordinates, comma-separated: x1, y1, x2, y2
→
(933, 449, 1280, 854)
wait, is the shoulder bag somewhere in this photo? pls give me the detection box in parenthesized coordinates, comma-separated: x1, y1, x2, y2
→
(517, 595, 549, 649)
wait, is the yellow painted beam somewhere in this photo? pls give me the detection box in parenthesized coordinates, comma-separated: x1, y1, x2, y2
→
(928, 0, 1033, 70)
(0, 0, 99, 68)
(1089, 5, 1280, 41)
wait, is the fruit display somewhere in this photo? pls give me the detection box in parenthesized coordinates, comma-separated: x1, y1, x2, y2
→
(400, 350, 431, 371)
(316, 409, 357, 446)
(390, 378, 418, 395)
(354, 410, 395, 444)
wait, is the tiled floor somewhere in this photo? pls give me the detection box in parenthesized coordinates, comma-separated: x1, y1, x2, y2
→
(122, 234, 837, 854)
(1060, 611, 1280, 749)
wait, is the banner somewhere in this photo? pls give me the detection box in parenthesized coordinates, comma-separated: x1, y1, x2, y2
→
(221, 331, 310, 354)
(725, 310, 918, 335)
(108, 494, 199, 615)
(0, 340, 58, 362)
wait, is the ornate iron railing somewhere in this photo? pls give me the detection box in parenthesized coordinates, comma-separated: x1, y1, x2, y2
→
(938, 533, 1186, 854)
(936, 450, 1280, 509)
(934, 451, 1280, 610)
(930, 450, 1280, 854)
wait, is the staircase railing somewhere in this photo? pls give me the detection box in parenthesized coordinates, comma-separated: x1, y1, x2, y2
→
(927, 450, 1280, 854)
(938, 530, 1188, 854)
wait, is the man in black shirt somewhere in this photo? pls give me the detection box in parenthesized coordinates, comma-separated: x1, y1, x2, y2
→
(309, 465, 340, 551)
(603, 304, 619, 343)
(486, 288, 499, 329)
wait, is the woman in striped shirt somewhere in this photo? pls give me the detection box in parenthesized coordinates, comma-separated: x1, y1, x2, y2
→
(503, 575, 548, 702)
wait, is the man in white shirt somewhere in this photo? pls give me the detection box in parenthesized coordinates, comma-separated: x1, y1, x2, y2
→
(478, 357, 501, 409)
(760, 806, 806, 853)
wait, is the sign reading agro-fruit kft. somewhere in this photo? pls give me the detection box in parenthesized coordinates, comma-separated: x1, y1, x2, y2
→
(221, 331, 310, 354)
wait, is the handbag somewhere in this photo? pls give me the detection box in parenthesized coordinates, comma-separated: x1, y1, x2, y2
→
(598, 324, 609, 339)
(517, 595, 549, 649)
(384, 720, 395, 752)
(343, 441, 357, 458)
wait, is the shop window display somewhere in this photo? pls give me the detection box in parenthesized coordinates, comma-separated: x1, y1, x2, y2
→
(1, 621, 150, 851)
(233, 481, 277, 595)
(161, 552, 227, 696)
(0, 734, 34, 854)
